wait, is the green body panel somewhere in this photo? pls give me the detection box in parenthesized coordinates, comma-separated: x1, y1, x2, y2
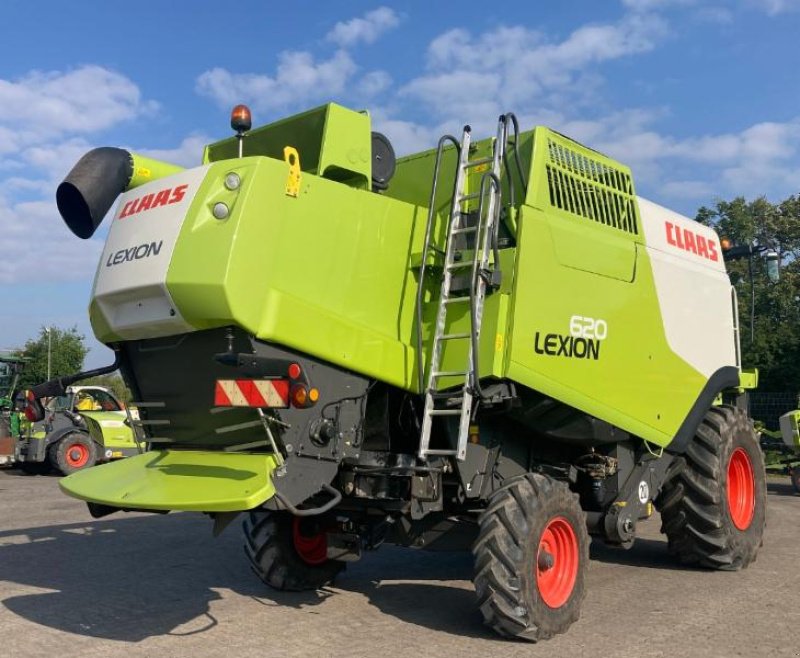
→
(203, 103, 372, 189)
(82, 412, 138, 451)
(60, 450, 281, 511)
(507, 205, 705, 447)
(160, 156, 428, 389)
(779, 410, 800, 449)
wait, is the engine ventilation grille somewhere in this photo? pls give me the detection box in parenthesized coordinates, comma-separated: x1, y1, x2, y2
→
(545, 135, 639, 235)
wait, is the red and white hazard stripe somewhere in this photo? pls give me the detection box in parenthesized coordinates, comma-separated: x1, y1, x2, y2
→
(214, 379, 290, 408)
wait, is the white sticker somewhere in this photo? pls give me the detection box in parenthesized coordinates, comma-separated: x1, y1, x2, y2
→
(638, 480, 650, 504)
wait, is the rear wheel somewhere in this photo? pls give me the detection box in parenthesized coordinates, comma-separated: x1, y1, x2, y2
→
(244, 510, 344, 591)
(50, 433, 97, 475)
(472, 473, 589, 642)
(657, 405, 766, 570)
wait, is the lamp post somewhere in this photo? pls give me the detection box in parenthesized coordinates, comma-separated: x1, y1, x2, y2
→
(46, 327, 52, 381)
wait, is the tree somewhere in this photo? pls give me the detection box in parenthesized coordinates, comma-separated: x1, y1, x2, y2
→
(16, 326, 88, 389)
(696, 195, 800, 391)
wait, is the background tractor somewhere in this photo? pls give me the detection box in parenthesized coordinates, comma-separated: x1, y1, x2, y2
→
(14, 385, 139, 475)
(777, 410, 800, 492)
(0, 354, 26, 466)
(31, 102, 766, 641)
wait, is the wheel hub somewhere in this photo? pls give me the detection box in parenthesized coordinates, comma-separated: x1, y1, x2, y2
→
(65, 443, 89, 468)
(292, 517, 328, 565)
(536, 516, 579, 609)
(727, 447, 755, 531)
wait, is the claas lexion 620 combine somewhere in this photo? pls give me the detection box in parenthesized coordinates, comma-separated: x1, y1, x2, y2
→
(31, 102, 765, 641)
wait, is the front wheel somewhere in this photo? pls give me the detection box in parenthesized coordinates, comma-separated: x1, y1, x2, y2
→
(473, 473, 589, 642)
(49, 433, 97, 475)
(244, 510, 344, 591)
(657, 405, 766, 570)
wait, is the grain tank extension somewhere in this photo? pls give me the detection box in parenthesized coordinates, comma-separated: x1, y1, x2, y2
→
(44, 103, 765, 641)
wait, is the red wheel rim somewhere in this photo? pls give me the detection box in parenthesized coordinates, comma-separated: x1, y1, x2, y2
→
(292, 517, 328, 565)
(65, 443, 90, 468)
(536, 516, 579, 608)
(727, 447, 755, 530)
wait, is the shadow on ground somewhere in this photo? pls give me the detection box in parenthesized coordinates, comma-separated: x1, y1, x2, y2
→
(0, 513, 329, 642)
(0, 503, 719, 643)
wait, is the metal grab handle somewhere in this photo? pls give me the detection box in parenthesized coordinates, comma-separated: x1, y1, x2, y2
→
(273, 483, 342, 517)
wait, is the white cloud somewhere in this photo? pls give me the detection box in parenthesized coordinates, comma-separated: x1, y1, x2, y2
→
(0, 193, 104, 284)
(400, 14, 667, 121)
(196, 50, 358, 113)
(357, 70, 393, 98)
(326, 7, 401, 47)
(748, 0, 800, 15)
(139, 134, 210, 168)
(0, 66, 155, 144)
(621, 0, 694, 10)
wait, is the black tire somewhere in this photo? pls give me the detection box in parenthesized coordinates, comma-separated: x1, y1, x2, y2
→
(472, 473, 589, 642)
(244, 510, 344, 591)
(657, 405, 766, 570)
(791, 466, 800, 494)
(49, 432, 97, 475)
(18, 461, 51, 475)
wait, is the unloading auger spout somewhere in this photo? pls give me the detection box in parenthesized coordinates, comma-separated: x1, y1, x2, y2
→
(56, 147, 183, 239)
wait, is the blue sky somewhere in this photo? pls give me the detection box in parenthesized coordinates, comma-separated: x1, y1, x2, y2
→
(1, 0, 799, 367)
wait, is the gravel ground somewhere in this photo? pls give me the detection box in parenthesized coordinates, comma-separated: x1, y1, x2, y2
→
(1, 468, 798, 658)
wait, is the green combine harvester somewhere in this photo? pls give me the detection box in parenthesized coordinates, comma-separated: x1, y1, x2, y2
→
(32, 102, 765, 641)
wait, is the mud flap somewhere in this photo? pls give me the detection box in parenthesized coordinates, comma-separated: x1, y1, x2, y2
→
(59, 449, 281, 512)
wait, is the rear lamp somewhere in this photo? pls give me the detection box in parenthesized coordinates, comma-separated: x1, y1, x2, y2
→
(291, 385, 308, 407)
(224, 172, 241, 190)
(290, 384, 319, 408)
(288, 363, 302, 380)
(212, 202, 229, 220)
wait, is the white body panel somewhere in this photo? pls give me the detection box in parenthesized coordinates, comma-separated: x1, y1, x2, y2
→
(639, 196, 738, 378)
(92, 166, 209, 340)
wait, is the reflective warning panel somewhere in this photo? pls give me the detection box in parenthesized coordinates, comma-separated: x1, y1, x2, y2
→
(214, 379, 290, 408)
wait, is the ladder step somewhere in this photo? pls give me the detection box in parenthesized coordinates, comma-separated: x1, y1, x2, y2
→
(443, 296, 470, 304)
(427, 409, 462, 416)
(429, 391, 463, 401)
(451, 226, 477, 235)
(432, 370, 469, 377)
(439, 332, 470, 340)
(446, 261, 472, 271)
(424, 449, 458, 456)
(457, 192, 480, 202)
(464, 157, 493, 169)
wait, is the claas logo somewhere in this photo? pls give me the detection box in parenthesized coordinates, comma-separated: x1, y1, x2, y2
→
(664, 221, 719, 262)
(118, 184, 188, 219)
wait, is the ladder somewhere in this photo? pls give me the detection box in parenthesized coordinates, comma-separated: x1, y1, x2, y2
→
(417, 117, 507, 461)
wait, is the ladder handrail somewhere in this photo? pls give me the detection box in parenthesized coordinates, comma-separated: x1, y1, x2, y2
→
(468, 170, 502, 401)
(415, 134, 461, 393)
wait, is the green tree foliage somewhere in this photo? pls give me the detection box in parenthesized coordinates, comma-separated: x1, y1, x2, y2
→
(697, 195, 800, 391)
(16, 326, 88, 389)
(82, 372, 132, 404)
